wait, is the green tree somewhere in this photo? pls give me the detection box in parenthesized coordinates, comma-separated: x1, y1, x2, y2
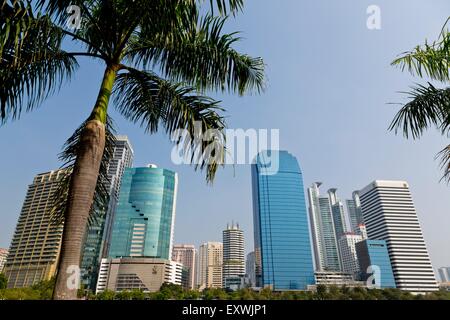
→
(95, 290, 116, 300)
(0, 0, 264, 300)
(159, 282, 184, 300)
(390, 17, 450, 182)
(31, 278, 56, 300)
(0, 274, 7, 290)
(315, 284, 328, 300)
(203, 287, 228, 300)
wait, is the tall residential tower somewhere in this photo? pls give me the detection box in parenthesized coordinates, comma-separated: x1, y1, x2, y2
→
(4, 170, 67, 288)
(222, 222, 245, 288)
(197, 242, 223, 289)
(172, 244, 197, 290)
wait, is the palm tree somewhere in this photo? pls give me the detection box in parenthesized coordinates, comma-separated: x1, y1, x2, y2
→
(390, 18, 450, 183)
(1, 0, 264, 300)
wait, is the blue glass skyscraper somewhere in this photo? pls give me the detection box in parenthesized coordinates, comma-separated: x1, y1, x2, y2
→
(356, 240, 396, 289)
(108, 165, 177, 260)
(252, 150, 315, 290)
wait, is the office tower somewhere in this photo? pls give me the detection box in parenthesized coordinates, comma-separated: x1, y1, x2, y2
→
(354, 224, 368, 240)
(172, 244, 197, 290)
(198, 242, 223, 289)
(108, 165, 178, 260)
(355, 240, 396, 289)
(346, 191, 364, 232)
(100, 136, 134, 257)
(307, 183, 341, 271)
(246, 252, 256, 287)
(0, 249, 8, 272)
(359, 180, 438, 292)
(95, 258, 182, 293)
(81, 135, 134, 290)
(222, 222, 245, 288)
(338, 233, 363, 275)
(4, 170, 67, 288)
(438, 267, 450, 283)
(328, 189, 348, 238)
(252, 150, 315, 290)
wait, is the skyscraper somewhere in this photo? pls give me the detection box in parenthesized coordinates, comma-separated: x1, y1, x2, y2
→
(338, 233, 363, 275)
(198, 242, 223, 289)
(172, 244, 197, 290)
(81, 135, 134, 290)
(4, 169, 67, 288)
(346, 191, 364, 232)
(307, 183, 341, 271)
(355, 240, 396, 289)
(108, 165, 178, 260)
(359, 180, 438, 293)
(328, 188, 348, 239)
(246, 252, 256, 287)
(222, 222, 245, 288)
(100, 136, 134, 257)
(252, 150, 315, 290)
(0, 248, 8, 273)
(354, 224, 368, 240)
(438, 267, 450, 283)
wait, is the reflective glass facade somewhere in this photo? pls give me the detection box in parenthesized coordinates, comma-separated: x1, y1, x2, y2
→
(252, 150, 315, 290)
(108, 167, 177, 260)
(356, 240, 396, 288)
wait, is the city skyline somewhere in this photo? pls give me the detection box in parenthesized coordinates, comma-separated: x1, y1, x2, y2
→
(1, 0, 450, 277)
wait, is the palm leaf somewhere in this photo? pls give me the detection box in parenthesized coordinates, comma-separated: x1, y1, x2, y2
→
(113, 67, 226, 182)
(389, 83, 450, 139)
(437, 144, 450, 183)
(125, 13, 265, 95)
(0, 0, 78, 124)
(391, 22, 450, 82)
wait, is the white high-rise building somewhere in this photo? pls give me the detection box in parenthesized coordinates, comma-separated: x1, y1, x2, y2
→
(172, 244, 197, 289)
(307, 183, 341, 271)
(198, 242, 223, 289)
(222, 223, 245, 288)
(338, 233, 363, 275)
(359, 180, 438, 293)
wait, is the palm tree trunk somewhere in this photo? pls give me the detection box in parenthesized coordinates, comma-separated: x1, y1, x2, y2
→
(53, 66, 118, 300)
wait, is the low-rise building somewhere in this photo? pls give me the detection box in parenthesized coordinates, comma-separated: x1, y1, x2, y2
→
(96, 258, 182, 293)
(310, 271, 365, 290)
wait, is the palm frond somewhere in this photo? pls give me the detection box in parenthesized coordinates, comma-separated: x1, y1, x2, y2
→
(389, 83, 450, 139)
(391, 24, 450, 82)
(208, 0, 244, 16)
(0, 0, 78, 124)
(113, 68, 226, 182)
(125, 13, 265, 95)
(49, 117, 116, 226)
(437, 144, 450, 184)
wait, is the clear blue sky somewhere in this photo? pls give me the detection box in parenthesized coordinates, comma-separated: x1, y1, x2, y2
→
(1, 0, 449, 272)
